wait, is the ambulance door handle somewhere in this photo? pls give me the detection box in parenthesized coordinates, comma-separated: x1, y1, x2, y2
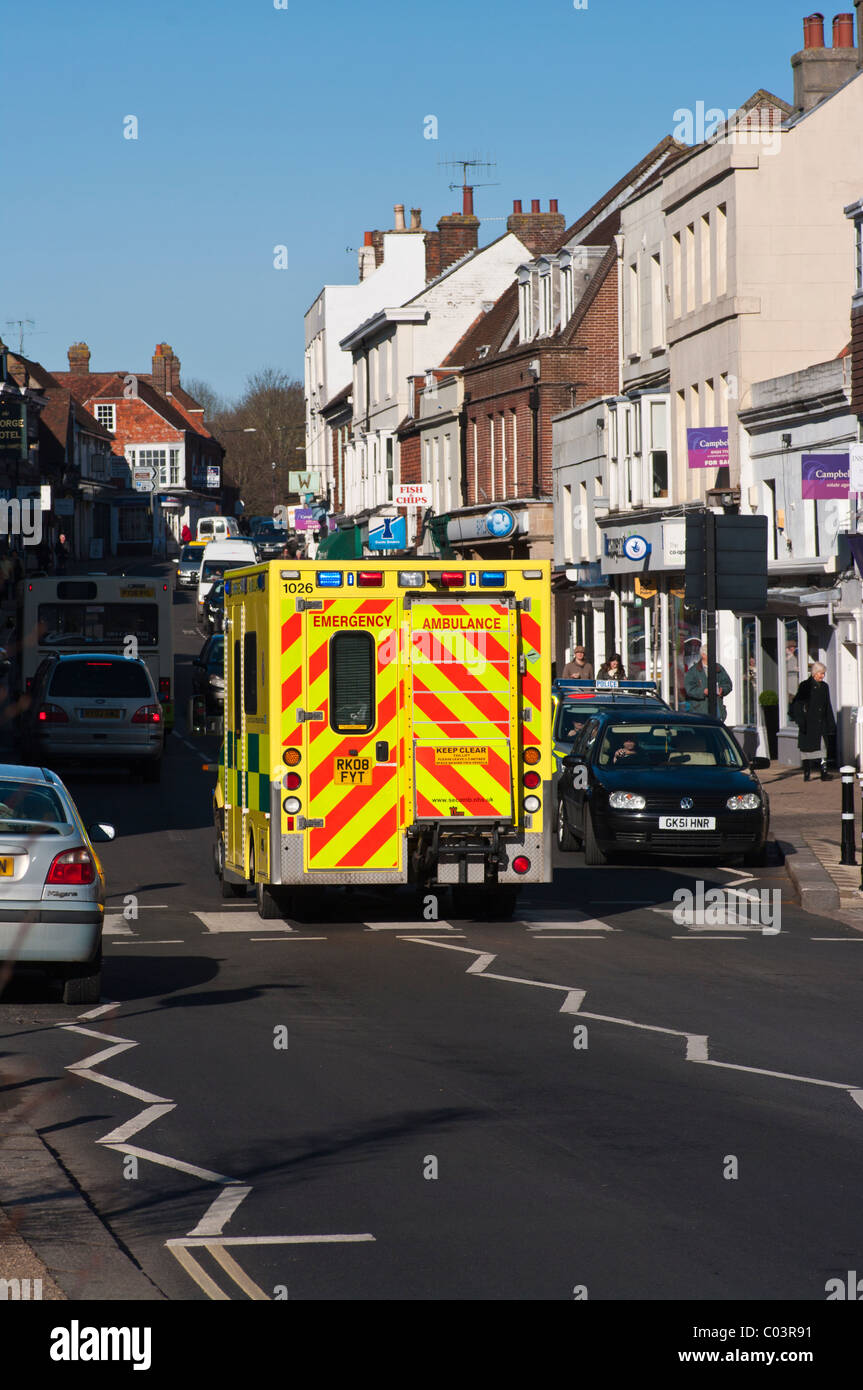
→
(375, 740, 389, 762)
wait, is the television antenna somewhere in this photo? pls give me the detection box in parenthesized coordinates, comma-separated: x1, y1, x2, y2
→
(438, 156, 499, 198)
(5, 319, 43, 353)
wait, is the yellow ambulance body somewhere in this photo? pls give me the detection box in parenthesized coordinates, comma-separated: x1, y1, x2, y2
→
(217, 560, 552, 918)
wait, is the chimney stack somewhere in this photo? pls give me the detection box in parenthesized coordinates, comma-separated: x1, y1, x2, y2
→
(462, 186, 474, 216)
(793, 11, 857, 112)
(358, 230, 376, 282)
(394, 204, 406, 231)
(152, 343, 174, 395)
(67, 342, 91, 376)
(410, 208, 423, 229)
(506, 197, 566, 255)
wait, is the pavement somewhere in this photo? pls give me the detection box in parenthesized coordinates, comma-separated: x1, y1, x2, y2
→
(761, 760, 863, 926)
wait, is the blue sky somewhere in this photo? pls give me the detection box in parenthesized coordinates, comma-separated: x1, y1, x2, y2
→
(3, 0, 807, 402)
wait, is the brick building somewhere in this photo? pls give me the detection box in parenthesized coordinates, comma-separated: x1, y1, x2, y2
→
(53, 343, 225, 554)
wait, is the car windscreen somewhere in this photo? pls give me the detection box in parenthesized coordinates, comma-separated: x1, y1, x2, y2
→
(0, 781, 68, 830)
(48, 660, 152, 699)
(181, 546, 203, 561)
(597, 723, 746, 769)
(38, 603, 159, 647)
(202, 559, 240, 581)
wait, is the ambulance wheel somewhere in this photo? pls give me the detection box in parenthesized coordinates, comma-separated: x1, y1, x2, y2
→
(557, 798, 580, 853)
(583, 807, 608, 866)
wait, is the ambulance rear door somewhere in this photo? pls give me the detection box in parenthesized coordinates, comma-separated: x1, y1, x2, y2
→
(300, 595, 403, 872)
(408, 596, 516, 822)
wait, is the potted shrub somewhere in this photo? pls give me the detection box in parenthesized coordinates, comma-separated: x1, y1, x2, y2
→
(759, 688, 779, 760)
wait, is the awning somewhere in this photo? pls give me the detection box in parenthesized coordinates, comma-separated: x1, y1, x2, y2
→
(315, 524, 363, 560)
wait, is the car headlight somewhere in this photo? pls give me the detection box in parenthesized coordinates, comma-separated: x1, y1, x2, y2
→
(608, 791, 646, 810)
(727, 793, 761, 811)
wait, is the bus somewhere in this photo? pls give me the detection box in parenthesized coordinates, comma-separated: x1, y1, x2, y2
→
(18, 575, 175, 731)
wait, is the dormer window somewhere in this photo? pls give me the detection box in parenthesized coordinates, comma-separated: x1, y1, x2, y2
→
(560, 256, 574, 324)
(95, 403, 115, 432)
(538, 264, 553, 337)
(518, 267, 534, 342)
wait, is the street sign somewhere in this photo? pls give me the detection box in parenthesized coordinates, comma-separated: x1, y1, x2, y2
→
(485, 507, 517, 539)
(393, 483, 432, 508)
(289, 470, 321, 494)
(133, 465, 156, 493)
(368, 515, 407, 551)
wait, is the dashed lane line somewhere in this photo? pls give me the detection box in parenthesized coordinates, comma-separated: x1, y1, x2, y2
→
(403, 938, 863, 1111)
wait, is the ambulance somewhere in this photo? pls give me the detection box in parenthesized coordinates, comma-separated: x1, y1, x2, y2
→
(216, 560, 552, 918)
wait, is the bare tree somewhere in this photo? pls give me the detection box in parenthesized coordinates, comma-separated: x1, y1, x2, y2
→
(183, 378, 226, 423)
(211, 369, 305, 515)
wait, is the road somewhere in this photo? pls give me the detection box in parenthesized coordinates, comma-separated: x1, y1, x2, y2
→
(1, 572, 862, 1301)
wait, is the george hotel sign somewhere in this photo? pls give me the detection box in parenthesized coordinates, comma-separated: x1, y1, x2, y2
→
(0, 399, 27, 461)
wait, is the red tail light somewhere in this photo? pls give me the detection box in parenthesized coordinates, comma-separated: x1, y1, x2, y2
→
(131, 704, 162, 724)
(357, 571, 383, 587)
(523, 771, 541, 789)
(512, 856, 531, 875)
(38, 704, 69, 724)
(158, 677, 171, 700)
(440, 571, 466, 588)
(46, 848, 96, 885)
(25, 677, 34, 693)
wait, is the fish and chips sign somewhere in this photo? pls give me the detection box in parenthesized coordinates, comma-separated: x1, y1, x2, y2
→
(0, 399, 27, 461)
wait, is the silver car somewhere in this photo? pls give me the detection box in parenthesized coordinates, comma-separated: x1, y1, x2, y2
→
(0, 766, 114, 1004)
(27, 653, 165, 781)
(174, 543, 207, 589)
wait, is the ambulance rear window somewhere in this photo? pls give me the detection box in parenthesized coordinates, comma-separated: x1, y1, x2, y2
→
(330, 632, 375, 733)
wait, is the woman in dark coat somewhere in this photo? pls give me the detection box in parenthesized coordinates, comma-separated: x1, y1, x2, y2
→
(789, 662, 835, 780)
(597, 653, 626, 680)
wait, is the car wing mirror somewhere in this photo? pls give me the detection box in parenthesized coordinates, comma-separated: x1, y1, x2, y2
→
(562, 754, 585, 770)
(89, 823, 116, 842)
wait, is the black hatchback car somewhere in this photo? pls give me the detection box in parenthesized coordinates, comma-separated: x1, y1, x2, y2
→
(557, 711, 769, 866)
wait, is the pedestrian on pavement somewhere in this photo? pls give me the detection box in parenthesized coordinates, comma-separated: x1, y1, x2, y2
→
(181, 522, 192, 545)
(562, 645, 594, 679)
(598, 653, 626, 679)
(55, 534, 68, 575)
(683, 648, 733, 720)
(789, 662, 835, 781)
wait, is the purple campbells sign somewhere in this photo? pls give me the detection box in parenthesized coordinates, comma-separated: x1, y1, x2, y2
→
(801, 453, 849, 499)
(687, 426, 728, 468)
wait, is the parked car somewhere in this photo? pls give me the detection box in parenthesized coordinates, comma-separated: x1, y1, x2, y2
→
(556, 710, 769, 866)
(203, 580, 225, 633)
(23, 653, 165, 781)
(192, 634, 225, 713)
(0, 764, 114, 1003)
(249, 529, 290, 559)
(552, 679, 669, 776)
(174, 541, 208, 589)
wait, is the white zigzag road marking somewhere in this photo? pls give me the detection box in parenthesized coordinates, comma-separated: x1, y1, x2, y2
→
(403, 939, 863, 1108)
(58, 1005, 375, 1299)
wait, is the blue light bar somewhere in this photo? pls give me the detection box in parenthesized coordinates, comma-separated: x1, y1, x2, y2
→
(479, 571, 506, 587)
(316, 571, 343, 588)
(552, 678, 658, 693)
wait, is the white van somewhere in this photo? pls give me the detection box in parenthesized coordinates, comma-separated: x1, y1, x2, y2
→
(196, 539, 258, 614)
(196, 515, 240, 542)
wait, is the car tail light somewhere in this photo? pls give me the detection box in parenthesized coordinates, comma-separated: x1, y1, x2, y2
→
(38, 704, 69, 724)
(284, 772, 301, 790)
(524, 770, 540, 789)
(512, 856, 531, 875)
(283, 747, 301, 766)
(158, 677, 171, 700)
(131, 704, 162, 724)
(440, 571, 465, 588)
(523, 746, 541, 765)
(357, 571, 383, 587)
(46, 848, 96, 885)
(25, 677, 34, 693)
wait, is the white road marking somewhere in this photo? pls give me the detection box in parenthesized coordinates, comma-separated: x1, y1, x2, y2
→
(810, 937, 863, 941)
(249, 936, 327, 942)
(560, 990, 586, 1013)
(194, 912, 293, 933)
(98, 1104, 176, 1145)
(529, 923, 615, 932)
(167, 1234, 377, 1247)
(103, 915, 135, 936)
(104, 1143, 233, 1184)
(364, 921, 457, 931)
(405, 939, 863, 1112)
(538, 933, 607, 939)
(77, 1001, 121, 1020)
(187, 1184, 253, 1238)
(671, 935, 751, 940)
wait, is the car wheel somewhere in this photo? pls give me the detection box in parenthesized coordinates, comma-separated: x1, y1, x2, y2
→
(583, 806, 608, 866)
(62, 951, 102, 1006)
(557, 798, 580, 853)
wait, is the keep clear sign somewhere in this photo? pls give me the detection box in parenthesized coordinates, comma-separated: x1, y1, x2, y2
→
(434, 745, 489, 765)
